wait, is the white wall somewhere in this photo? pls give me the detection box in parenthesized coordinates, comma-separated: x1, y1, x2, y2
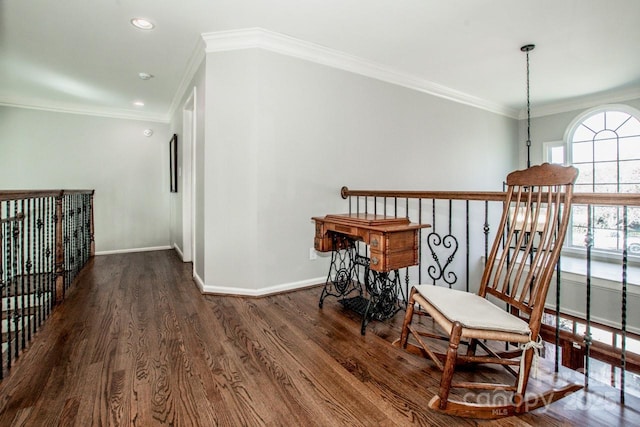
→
(0, 107, 171, 253)
(203, 48, 519, 294)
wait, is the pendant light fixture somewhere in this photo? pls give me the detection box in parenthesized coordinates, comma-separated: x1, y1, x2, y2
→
(521, 44, 535, 168)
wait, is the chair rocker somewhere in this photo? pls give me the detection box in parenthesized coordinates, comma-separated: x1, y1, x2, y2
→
(395, 163, 582, 419)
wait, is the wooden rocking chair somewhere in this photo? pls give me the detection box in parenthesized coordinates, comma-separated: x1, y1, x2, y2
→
(396, 163, 582, 419)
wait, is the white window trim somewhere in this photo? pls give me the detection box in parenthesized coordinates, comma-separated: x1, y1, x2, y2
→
(556, 104, 640, 264)
(563, 103, 640, 164)
(542, 140, 565, 164)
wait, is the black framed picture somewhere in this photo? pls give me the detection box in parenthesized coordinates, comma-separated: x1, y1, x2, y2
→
(170, 134, 178, 192)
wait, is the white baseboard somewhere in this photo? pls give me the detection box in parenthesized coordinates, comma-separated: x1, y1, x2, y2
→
(173, 243, 184, 260)
(93, 247, 323, 297)
(193, 271, 205, 292)
(201, 276, 325, 297)
(95, 245, 172, 256)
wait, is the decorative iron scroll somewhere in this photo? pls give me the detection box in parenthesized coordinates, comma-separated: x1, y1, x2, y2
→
(426, 231, 458, 287)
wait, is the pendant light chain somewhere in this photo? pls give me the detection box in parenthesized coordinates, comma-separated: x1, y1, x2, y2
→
(521, 44, 535, 168)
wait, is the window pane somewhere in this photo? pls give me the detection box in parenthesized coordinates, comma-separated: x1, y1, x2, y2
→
(620, 136, 640, 160)
(620, 183, 640, 194)
(574, 183, 594, 192)
(582, 112, 605, 132)
(549, 146, 565, 164)
(571, 205, 587, 226)
(620, 160, 640, 184)
(630, 207, 640, 232)
(570, 205, 588, 247)
(593, 206, 619, 231)
(594, 161, 618, 184)
(617, 116, 640, 137)
(575, 164, 593, 186)
(573, 125, 595, 143)
(594, 134, 618, 161)
(592, 227, 618, 251)
(606, 111, 631, 131)
(570, 226, 587, 247)
(593, 184, 618, 193)
(572, 141, 593, 162)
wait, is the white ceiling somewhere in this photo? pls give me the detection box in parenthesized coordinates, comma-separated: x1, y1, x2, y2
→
(1, 0, 639, 122)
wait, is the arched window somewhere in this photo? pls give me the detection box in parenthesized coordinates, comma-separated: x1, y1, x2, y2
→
(563, 105, 640, 255)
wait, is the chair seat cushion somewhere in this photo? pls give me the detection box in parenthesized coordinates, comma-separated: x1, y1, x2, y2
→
(414, 285, 531, 335)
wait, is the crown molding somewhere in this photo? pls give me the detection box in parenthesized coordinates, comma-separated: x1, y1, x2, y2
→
(202, 28, 519, 119)
(167, 37, 206, 121)
(521, 86, 640, 119)
(0, 96, 169, 123)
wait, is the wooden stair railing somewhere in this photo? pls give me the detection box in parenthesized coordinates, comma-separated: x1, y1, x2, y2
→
(0, 190, 94, 379)
(340, 185, 640, 404)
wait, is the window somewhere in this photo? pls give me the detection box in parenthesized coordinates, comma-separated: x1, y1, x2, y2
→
(562, 106, 640, 256)
(544, 141, 565, 165)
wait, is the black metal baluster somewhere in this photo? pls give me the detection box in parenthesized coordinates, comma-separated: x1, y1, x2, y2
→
(66, 194, 71, 290)
(68, 194, 73, 287)
(404, 198, 409, 302)
(431, 199, 435, 286)
(483, 201, 489, 265)
(25, 198, 32, 344)
(46, 197, 53, 316)
(432, 198, 436, 231)
(4, 201, 11, 372)
(11, 201, 19, 361)
(448, 200, 452, 289)
(80, 195, 85, 266)
(65, 194, 71, 290)
(37, 197, 43, 329)
(465, 201, 469, 293)
(418, 198, 422, 284)
(620, 206, 628, 404)
(75, 195, 81, 282)
(555, 212, 561, 374)
(62, 194, 67, 292)
(19, 199, 26, 352)
(0, 203, 5, 380)
(71, 195, 76, 286)
(83, 194, 90, 264)
(5, 201, 10, 371)
(42, 196, 48, 323)
(584, 204, 593, 389)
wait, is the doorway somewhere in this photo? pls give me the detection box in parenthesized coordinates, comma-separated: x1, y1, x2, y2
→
(181, 88, 197, 274)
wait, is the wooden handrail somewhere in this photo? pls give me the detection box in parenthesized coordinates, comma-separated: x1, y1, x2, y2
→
(0, 189, 94, 202)
(341, 186, 640, 207)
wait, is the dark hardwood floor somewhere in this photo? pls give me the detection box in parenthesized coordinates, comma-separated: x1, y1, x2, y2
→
(0, 250, 637, 426)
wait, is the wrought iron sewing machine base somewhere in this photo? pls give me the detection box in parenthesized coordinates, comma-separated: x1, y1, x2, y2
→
(318, 235, 405, 335)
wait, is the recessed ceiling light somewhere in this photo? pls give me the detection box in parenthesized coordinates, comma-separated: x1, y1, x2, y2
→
(133, 101, 145, 107)
(131, 18, 154, 30)
(143, 129, 154, 137)
(138, 72, 153, 80)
